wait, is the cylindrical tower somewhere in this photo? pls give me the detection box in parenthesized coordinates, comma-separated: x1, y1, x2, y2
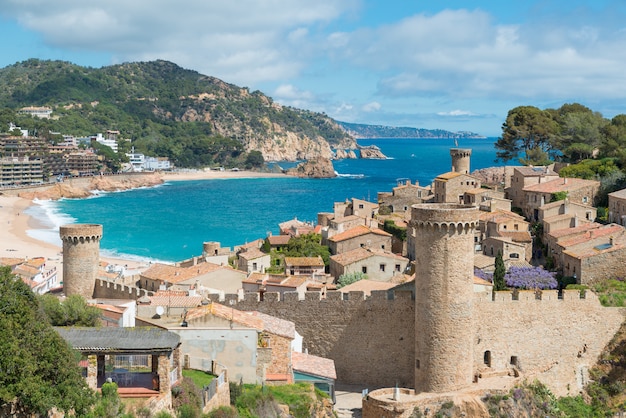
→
(450, 148, 472, 174)
(203, 241, 221, 257)
(411, 204, 479, 393)
(60, 224, 103, 299)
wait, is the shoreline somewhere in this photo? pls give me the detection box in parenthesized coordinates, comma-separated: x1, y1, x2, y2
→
(0, 169, 289, 279)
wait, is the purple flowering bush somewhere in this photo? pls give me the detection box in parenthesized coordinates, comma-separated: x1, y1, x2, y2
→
(505, 266, 557, 290)
(474, 268, 493, 282)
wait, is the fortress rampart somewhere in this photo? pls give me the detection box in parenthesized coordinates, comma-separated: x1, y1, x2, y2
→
(93, 278, 154, 300)
(213, 287, 623, 394)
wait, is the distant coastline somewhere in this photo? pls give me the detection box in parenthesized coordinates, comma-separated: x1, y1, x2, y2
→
(337, 121, 486, 140)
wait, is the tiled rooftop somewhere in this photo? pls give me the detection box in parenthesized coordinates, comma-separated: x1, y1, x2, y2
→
(435, 171, 463, 181)
(141, 262, 223, 284)
(558, 224, 624, 248)
(268, 235, 291, 245)
(328, 225, 391, 242)
(497, 231, 532, 242)
(514, 166, 557, 177)
(523, 177, 599, 194)
(292, 351, 337, 380)
(339, 279, 397, 295)
(238, 247, 268, 261)
(284, 256, 324, 267)
(608, 188, 626, 200)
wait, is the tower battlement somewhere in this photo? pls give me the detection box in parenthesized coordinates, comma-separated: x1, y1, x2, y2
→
(60, 223, 102, 299)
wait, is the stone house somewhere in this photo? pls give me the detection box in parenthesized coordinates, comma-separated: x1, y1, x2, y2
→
(608, 188, 626, 226)
(284, 256, 325, 276)
(327, 225, 393, 255)
(278, 218, 315, 237)
(477, 210, 532, 260)
(433, 172, 481, 204)
(157, 303, 303, 384)
(544, 221, 601, 261)
(377, 179, 433, 214)
(242, 273, 312, 299)
(2, 256, 59, 295)
(291, 351, 337, 402)
(139, 261, 245, 295)
(522, 177, 600, 221)
(319, 198, 380, 244)
(539, 200, 597, 236)
(329, 247, 409, 282)
(506, 166, 560, 209)
(266, 234, 291, 251)
(556, 224, 626, 283)
(462, 188, 505, 207)
(237, 247, 271, 274)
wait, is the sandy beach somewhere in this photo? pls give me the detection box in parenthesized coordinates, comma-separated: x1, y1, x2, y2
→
(161, 168, 286, 182)
(0, 169, 287, 281)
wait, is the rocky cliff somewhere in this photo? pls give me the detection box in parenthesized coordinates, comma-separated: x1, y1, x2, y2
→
(285, 158, 337, 178)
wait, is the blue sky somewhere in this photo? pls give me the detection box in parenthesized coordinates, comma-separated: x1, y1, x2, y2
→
(1, 0, 625, 136)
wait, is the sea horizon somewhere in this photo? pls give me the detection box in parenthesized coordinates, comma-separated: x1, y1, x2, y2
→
(25, 138, 504, 263)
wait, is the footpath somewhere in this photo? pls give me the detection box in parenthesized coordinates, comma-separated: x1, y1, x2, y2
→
(334, 383, 365, 418)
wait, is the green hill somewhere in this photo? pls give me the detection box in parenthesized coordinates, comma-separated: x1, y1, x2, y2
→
(0, 59, 354, 166)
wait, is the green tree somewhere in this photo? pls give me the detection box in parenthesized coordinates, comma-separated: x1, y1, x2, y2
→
(551, 191, 568, 202)
(493, 251, 506, 291)
(495, 106, 559, 164)
(0, 266, 96, 415)
(337, 271, 366, 288)
(284, 233, 330, 266)
(245, 150, 264, 169)
(90, 382, 124, 418)
(39, 293, 101, 326)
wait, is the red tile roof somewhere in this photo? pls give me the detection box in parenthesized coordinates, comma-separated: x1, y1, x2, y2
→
(523, 177, 599, 194)
(292, 351, 336, 380)
(328, 225, 391, 242)
(141, 262, 223, 284)
(284, 256, 324, 267)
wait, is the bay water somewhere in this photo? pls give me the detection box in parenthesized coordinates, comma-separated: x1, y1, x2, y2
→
(28, 138, 503, 263)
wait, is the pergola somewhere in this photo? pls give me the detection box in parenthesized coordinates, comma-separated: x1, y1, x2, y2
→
(57, 327, 182, 397)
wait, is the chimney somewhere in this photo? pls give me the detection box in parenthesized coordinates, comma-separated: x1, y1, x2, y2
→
(573, 214, 579, 227)
(610, 236, 614, 246)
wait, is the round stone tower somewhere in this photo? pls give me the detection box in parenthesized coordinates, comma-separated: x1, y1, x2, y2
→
(203, 241, 221, 257)
(60, 224, 103, 299)
(450, 148, 472, 174)
(411, 204, 479, 393)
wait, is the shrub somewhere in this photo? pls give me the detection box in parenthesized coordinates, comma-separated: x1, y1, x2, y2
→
(505, 266, 557, 290)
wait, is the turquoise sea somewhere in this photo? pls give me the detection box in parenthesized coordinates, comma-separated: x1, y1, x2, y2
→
(28, 138, 503, 263)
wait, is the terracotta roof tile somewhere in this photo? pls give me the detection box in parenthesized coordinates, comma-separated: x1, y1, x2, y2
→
(497, 231, 532, 242)
(558, 224, 624, 248)
(141, 262, 223, 284)
(523, 177, 599, 194)
(330, 247, 406, 266)
(268, 235, 291, 245)
(339, 279, 397, 295)
(328, 225, 391, 242)
(238, 248, 268, 261)
(292, 351, 336, 380)
(284, 256, 324, 267)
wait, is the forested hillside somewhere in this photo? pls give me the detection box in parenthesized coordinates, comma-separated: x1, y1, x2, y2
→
(0, 59, 354, 166)
(338, 121, 485, 139)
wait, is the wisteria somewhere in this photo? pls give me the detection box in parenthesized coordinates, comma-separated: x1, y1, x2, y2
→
(474, 268, 493, 282)
(504, 266, 558, 290)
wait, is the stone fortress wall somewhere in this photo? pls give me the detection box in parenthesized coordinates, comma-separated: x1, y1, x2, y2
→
(215, 285, 624, 396)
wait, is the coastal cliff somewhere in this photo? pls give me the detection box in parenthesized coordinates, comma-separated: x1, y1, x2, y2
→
(17, 173, 164, 200)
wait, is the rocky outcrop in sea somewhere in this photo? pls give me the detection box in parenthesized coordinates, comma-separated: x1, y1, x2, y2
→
(285, 157, 337, 178)
(358, 145, 387, 159)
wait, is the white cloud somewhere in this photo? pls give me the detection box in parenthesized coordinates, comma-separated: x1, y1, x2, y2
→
(0, 0, 359, 86)
(437, 110, 477, 117)
(362, 101, 381, 112)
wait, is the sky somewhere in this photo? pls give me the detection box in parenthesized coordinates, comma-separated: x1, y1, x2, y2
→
(1, 1, 626, 137)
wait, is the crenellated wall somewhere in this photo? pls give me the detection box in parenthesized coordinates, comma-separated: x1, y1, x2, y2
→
(214, 289, 416, 388)
(93, 278, 154, 299)
(213, 288, 624, 394)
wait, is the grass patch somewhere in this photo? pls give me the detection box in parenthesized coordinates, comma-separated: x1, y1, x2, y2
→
(231, 382, 322, 418)
(182, 369, 216, 388)
(591, 279, 626, 307)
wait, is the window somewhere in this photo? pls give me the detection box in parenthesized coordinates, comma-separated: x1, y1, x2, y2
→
(359, 204, 364, 209)
(252, 262, 257, 270)
(362, 266, 367, 274)
(514, 224, 519, 231)
(395, 264, 401, 272)
(379, 264, 386, 272)
(583, 196, 588, 204)
(484, 351, 492, 367)
(510, 253, 519, 259)
(381, 245, 385, 250)
(510, 356, 519, 367)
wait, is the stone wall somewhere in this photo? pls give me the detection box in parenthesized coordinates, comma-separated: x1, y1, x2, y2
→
(564, 247, 626, 284)
(474, 289, 624, 397)
(221, 287, 624, 395)
(225, 290, 415, 388)
(93, 278, 153, 300)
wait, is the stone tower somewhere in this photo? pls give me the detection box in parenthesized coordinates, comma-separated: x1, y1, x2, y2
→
(60, 224, 103, 299)
(450, 148, 472, 174)
(411, 203, 479, 393)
